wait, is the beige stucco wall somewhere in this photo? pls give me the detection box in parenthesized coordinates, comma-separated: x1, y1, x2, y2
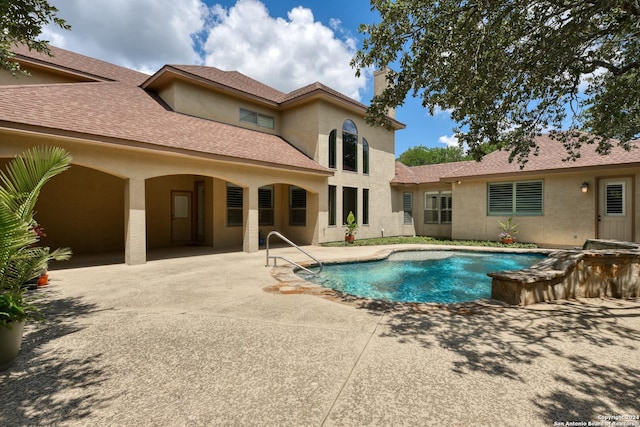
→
(452, 169, 640, 247)
(157, 80, 281, 135)
(280, 102, 321, 160)
(399, 184, 454, 239)
(297, 100, 401, 242)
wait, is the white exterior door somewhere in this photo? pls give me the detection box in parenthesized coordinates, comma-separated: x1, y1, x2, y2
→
(171, 191, 192, 243)
(598, 178, 632, 241)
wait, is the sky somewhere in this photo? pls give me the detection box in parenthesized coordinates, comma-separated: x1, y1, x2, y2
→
(42, 0, 461, 156)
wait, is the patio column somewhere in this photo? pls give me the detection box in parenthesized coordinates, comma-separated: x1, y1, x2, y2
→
(124, 177, 147, 265)
(243, 185, 259, 253)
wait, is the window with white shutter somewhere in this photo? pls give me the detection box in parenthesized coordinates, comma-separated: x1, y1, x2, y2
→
(488, 180, 543, 216)
(403, 192, 413, 224)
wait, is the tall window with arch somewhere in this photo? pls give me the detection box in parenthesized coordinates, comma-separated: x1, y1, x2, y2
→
(342, 120, 358, 172)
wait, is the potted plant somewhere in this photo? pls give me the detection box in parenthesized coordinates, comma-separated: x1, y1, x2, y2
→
(344, 211, 358, 244)
(498, 216, 518, 244)
(0, 146, 72, 370)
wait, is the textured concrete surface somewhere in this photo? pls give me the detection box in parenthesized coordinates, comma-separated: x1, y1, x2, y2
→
(1, 245, 639, 426)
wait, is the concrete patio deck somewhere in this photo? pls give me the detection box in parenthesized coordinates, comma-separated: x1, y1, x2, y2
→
(1, 245, 639, 426)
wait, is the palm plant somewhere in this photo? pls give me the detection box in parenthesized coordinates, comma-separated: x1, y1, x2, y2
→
(0, 146, 72, 327)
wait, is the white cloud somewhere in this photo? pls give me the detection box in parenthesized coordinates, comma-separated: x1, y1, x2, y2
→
(430, 106, 454, 117)
(203, 0, 366, 99)
(45, 0, 208, 74)
(43, 0, 367, 100)
(578, 67, 606, 92)
(438, 134, 459, 147)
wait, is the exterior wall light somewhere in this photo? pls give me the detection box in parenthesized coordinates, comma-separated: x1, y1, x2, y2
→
(581, 181, 589, 193)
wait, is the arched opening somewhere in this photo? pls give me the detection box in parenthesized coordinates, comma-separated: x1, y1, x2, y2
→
(33, 164, 125, 256)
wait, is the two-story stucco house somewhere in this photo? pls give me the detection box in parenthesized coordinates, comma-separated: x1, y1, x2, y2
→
(0, 45, 404, 265)
(1, 45, 639, 266)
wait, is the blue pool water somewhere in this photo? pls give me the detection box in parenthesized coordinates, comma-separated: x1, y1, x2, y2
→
(298, 250, 546, 304)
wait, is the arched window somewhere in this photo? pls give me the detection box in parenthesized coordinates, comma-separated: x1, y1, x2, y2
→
(362, 137, 369, 174)
(328, 129, 337, 169)
(342, 120, 357, 172)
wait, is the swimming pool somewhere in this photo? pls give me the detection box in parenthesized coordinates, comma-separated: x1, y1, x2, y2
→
(297, 250, 546, 304)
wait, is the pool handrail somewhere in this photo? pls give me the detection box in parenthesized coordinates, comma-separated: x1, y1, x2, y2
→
(265, 231, 323, 275)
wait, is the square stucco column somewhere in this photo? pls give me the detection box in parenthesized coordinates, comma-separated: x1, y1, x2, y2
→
(125, 178, 147, 265)
(243, 185, 259, 253)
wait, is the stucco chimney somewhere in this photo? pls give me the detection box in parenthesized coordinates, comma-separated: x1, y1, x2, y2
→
(373, 68, 395, 119)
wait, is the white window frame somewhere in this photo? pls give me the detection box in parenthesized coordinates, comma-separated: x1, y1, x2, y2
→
(240, 108, 274, 129)
(424, 191, 452, 224)
(605, 182, 626, 216)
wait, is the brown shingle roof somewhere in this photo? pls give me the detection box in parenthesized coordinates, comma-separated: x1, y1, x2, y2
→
(0, 82, 330, 174)
(11, 44, 149, 86)
(395, 135, 640, 185)
(393, 161, 473, 184)
(442, 134, 640, 180)
(282, 82, 365, 107)
(164, 65, 287, 103)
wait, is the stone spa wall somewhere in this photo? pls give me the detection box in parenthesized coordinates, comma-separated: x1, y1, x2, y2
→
(490, 240, 640, 306)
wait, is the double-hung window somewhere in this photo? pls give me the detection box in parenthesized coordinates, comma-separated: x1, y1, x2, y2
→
(487, 180, 543, 216)
(424, 191, 452, 224)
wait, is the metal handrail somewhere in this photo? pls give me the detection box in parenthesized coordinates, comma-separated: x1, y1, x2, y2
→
(265, 231, 323, 275)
